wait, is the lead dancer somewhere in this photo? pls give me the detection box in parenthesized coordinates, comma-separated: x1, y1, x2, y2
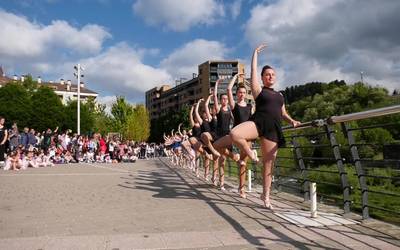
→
(230, 44, 301, 208)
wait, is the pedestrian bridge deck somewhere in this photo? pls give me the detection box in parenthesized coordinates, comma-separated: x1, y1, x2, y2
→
(0, 159, 399, 249)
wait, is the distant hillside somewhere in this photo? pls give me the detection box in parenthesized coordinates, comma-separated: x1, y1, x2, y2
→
(282, 80, 346, 105)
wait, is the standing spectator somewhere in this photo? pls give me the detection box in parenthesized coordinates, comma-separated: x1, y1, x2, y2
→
(99, 135, 107, 154)
(20, 127, 29, 149)
(0, 116, 8, 165)
(28, 128, 37, 147)
(36, 132, 42, 148)
(42, 126, 58, 153)
(8, 123, 20, 152)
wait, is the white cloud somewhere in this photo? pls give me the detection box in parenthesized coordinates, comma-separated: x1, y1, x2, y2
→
(96, 95, 116, 114)
(160, 39, 229, 79)
(79, 43, 172, 102)
(0, 9, 111, 59)
(230, 0, 242, 19)
(0, 10, 173, 103)
(244, 0, 400, 91)
(132, 0, 224, 32)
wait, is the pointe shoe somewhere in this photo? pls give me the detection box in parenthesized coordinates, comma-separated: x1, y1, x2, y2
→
(260, 193, 273, 209)
(251, 149, 259, 163)
(239, 189, 247, 199)
(205, 153, 213, 160)
(238, 160, 246, 166)
(211, 177, 218, 187)
(264, 200, 273, 209)
(211, 149, 221, 158)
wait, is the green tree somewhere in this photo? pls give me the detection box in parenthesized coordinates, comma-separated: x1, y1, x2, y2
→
(0, 82, 32, 128)
(64, 100, 95, 134)
(30, 86, 65, 132)
(148, 105, 190, 142)
(125, 104, 150, 141)
(111, 96, 133, 132)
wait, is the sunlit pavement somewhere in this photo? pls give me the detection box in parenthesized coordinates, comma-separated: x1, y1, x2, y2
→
(0, 158, 399, 249)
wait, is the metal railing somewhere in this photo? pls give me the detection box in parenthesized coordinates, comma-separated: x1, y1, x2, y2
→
(223, 105, 400, 222)
(275, 105, 400, 221)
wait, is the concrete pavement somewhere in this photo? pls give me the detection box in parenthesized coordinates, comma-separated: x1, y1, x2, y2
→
(0, 158, 399, 249)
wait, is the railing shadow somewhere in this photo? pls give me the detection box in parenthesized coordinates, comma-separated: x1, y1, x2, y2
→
(118, 158, 400, 249)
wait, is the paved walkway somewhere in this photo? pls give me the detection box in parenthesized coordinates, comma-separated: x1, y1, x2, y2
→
(0, 158, 399, 249)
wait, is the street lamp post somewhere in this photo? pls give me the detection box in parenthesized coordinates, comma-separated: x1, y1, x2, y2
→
(74, 64, 84, 135)
(360, 71, 364, 84)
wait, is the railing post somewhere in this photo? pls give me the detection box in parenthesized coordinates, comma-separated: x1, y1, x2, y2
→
(274, 158, 282, 192)
(228, 157, 232, 177)
(341, 122, 369, 219)
(292, 137, 310, 201)
(325, 124, 351, 214)
(248, 168, 252, 192)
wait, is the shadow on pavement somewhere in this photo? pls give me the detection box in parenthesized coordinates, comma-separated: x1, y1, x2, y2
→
(117, 158, 400, 249)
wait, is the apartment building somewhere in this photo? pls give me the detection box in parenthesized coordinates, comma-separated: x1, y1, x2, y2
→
(146, 60, 253, 120)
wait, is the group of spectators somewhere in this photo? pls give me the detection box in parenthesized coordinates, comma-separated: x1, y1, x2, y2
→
(0, 117, 164, 171)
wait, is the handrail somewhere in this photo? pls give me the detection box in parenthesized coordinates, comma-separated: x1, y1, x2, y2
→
(282, 105, 400, 131)
(275, 104, 400, 221)
(328, 105, 400, 124)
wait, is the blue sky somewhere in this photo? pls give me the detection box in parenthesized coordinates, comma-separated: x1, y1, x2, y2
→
(1, 0, 399, 105)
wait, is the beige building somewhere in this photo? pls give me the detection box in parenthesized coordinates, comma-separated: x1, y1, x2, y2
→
(0, 67, 98, 104)
(146, 60, 253, 120)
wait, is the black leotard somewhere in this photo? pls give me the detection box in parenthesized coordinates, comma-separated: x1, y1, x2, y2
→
(232, 103, 252, 127)
(200, 120, 211, 133)
(250, 87, 285, 147)
(192, 125, 201, 138)
(216, 108, 231, 137)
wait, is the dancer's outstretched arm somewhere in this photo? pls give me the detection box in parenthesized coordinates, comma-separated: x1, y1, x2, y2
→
(227, 74, 240, 110)
(189, 105, 195, 127)
(195, 99, 203, 125)
(251, 44, 267, 99)
(213, 79, 222, 114)
(163, 133, 169, 142)
(177, 123, 183, 136)
(204, 94, 213, 121)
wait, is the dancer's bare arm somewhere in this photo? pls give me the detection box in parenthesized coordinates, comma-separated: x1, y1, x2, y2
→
(205, 94, 213, 120)
(178, 123, 183, 136)
(213, 79, 222, 114)
(195, 99, 203, 125)
(251, 44, 266, 99)
(227, 74, 239, 110)
(282, 105, 301, 127)
(189, 105, 195, 127)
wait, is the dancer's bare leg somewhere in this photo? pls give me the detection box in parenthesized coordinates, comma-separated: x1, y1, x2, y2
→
(190, 137, 212, 160)
(230, 121, 259, 161)
(201, 133, 220, 157)
(238, 150, 248, 198)
(203, 157, 210, 180)
(211, 156, 219, 186)
(214, 135, 240, 161)
(260, 137, 278, 209)
(218, 155, 226, 190)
